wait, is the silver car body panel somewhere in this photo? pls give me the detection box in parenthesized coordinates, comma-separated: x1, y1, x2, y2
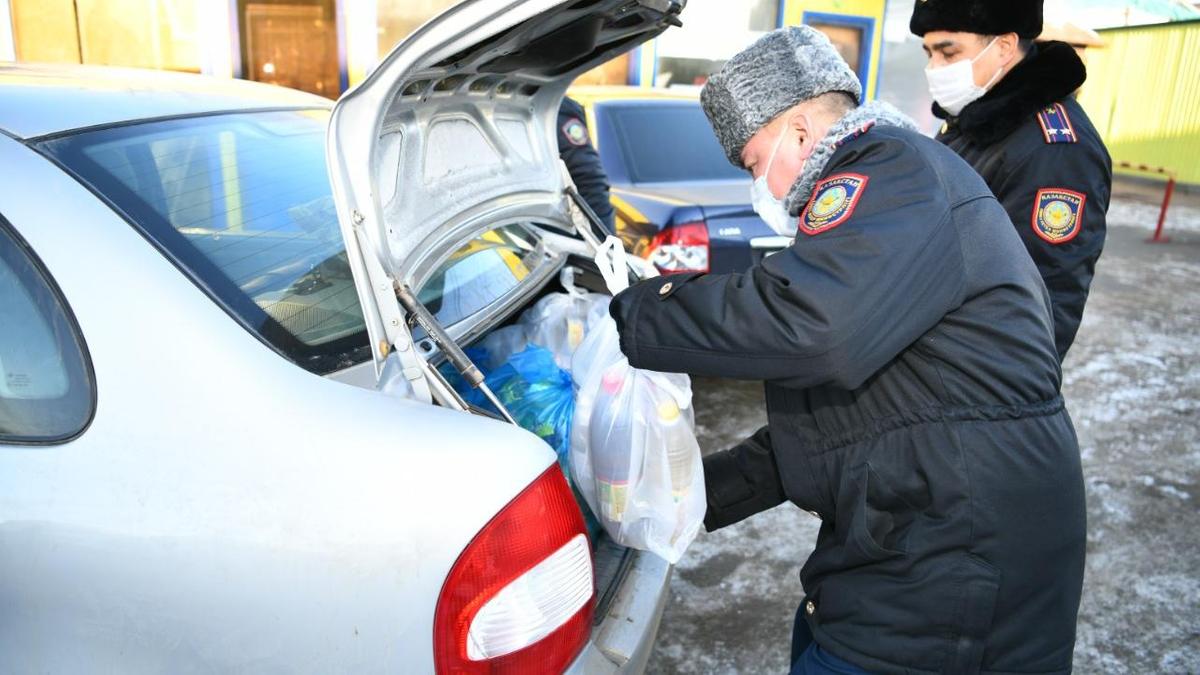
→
(0, 133, 558, 672)
(326, 0, 683, 375)
(0, 63, 331, 140)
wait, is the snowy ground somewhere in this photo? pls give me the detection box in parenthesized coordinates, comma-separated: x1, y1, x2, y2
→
(645, 180, 1200, 674)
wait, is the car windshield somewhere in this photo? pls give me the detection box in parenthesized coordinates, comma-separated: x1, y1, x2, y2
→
(605, 101, 747, 183)
(39, 109, 370, 374)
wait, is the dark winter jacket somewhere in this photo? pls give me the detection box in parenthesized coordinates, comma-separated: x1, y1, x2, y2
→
(557, 96, 615, 232)
(609, 123, 1086, 674)
(935, 41, 1111, 361)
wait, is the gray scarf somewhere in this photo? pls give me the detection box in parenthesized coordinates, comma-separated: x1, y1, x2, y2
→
(783, 101, 919, 215)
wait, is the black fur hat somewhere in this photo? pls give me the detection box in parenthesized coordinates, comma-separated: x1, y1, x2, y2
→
(910, 0, 1043, 39)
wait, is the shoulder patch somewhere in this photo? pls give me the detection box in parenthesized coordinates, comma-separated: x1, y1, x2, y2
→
(1032, 187, 1086, 244)
(561, 117, 589, 146)
(833, 120, 876, 149)
(799, 173, 869, 236)
(1036, 103, 1077, 144)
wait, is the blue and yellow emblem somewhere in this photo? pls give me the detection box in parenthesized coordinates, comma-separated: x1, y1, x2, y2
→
(561, 117, 589, 146)
(801, 173, 869, 236)
(1032, 187, 1086, 244)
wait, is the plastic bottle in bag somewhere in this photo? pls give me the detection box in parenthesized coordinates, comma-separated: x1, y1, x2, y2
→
(520, 288, 604, 370)
(589, 365, 633, 523)
(656, 397, 694, 502)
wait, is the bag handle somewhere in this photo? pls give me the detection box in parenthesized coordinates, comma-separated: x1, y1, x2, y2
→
(648, 372, 693, 411)
(594, 235, 630, 294)
(559, 266, 589, 299)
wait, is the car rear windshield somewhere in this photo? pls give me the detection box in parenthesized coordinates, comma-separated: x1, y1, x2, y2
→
(605, 101, 747, 183)
(38, 109, 370, 374)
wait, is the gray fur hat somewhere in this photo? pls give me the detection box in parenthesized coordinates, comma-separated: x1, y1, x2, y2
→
(700, 26, 862, 166)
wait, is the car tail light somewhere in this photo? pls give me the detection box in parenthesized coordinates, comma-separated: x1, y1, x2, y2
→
(644, 221, 709, 273)
(434, 465, 594, 674)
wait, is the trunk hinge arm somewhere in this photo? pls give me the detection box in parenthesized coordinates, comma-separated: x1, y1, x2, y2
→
(352, 223, 433, 404)
(352, 220, 516, 423)
(559, 161, 658, 289)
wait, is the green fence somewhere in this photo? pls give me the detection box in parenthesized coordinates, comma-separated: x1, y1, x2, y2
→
(1078, 19, 1200, 185)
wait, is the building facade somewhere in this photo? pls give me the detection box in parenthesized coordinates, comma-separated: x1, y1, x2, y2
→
(0, 0, 887, 99)
(1077, 19, 1200, 184)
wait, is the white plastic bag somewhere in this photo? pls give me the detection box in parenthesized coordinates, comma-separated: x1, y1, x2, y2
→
(475, 324, 529, 371)
(521, 268, 609, 370)
(569, 312, 705, 564)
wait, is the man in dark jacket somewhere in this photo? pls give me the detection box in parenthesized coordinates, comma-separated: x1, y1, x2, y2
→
(609, 26, 1086, 674)
(558, 95, 615, 233)
(912, 0, 1111, 361)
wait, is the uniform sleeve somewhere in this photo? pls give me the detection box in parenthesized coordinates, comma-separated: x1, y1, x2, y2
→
(557, 97, 616, 233)
(703, 426, 785, 531)
(609, 135, 967, 390)
(990, 135, 1110, 358)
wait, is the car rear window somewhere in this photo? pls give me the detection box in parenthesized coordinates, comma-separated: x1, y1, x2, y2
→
(605, 101, 747, 183)
(38, 109, 370, 374)
(417, 224, 545, 328)
(0, 218, 95, 444)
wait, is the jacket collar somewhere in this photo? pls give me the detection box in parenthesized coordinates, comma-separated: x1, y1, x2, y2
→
(935, 41, 1086, 145)
(783, 100, 918, 215)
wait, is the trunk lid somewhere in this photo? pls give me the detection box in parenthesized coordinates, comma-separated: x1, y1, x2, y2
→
(326, 0, 684, 379)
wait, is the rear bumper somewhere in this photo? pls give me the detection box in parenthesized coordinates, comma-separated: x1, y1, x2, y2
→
(567, 550, 672, 674)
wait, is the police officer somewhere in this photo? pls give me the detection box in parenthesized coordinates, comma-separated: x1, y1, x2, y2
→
(608, 27, 1086, 674)
(912, 0, 1111, 361)
(557, 96, 615, 233)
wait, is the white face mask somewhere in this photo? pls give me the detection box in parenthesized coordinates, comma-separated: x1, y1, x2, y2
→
(924, 37, 1004, 116)
(750, 124, 799, 235)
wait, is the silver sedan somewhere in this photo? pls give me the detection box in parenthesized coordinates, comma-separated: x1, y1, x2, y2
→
(0, 0, 681, 664)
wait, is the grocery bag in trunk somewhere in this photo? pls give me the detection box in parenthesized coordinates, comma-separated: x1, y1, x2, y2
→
(520, 270, 610, 370)
(442, 343, 575, 472)
(569, 292, 704, 564)
(491, 346, 574, 471)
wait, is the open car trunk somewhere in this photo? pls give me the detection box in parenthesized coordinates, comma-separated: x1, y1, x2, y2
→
(325, 0, 685, 657)
(412, 228, 636, 613)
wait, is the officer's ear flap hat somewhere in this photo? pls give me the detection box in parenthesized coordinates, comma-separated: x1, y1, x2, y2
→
(909, 0, 1043, 40)
(700, 26, 862, 167)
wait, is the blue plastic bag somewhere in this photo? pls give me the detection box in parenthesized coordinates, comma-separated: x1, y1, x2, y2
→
(439, 340, 601, 540)
(439, 344, 575, 470)
(487, 346, 575, 471)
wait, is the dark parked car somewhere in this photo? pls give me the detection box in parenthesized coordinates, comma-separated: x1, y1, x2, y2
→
(569, 86, 788, 274)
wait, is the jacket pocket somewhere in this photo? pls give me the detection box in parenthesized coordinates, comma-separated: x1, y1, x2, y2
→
(849, 463, 917, 562)
(941, 554, 1002, 675)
